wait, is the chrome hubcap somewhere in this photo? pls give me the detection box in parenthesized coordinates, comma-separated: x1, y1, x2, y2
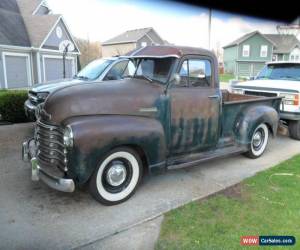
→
(253, 131, 263, 148)
(106, 162, 127, 186)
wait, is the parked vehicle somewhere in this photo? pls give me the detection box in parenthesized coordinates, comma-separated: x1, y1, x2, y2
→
(231, 61, 300, 140)
(24, 57, 136, 120)
(22, 46, 282, 205)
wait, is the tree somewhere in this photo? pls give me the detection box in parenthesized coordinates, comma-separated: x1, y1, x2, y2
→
(74, 37, 102, 68)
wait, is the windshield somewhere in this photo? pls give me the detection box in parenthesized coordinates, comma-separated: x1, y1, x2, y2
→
(134, 57, 175, 84)
(256, 64, 300, 81)
(76, 59, 113, 80)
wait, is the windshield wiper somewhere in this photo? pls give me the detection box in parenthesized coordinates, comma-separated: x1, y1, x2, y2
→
(74, 75, 90, 80)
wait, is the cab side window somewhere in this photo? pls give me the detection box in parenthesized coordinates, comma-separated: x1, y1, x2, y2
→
(177, 59, 212, 87)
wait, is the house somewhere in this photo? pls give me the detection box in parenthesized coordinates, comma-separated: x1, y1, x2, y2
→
(223, 30, 300, 78)
(0, 0, 80, 89)
(102, 27, 165, 57)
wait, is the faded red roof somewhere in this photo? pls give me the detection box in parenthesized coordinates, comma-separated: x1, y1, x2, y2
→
(127, 45, 213, 58)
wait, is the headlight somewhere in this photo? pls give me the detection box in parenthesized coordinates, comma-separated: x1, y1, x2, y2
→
(63, 125, 73, 148)
(36, 92, 49, 101)
(232, 88, 244, 94)
(279, 93, 299, 106)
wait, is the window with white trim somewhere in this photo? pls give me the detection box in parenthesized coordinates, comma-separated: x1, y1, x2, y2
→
(242, 45, 250, 57)
(290, 47, 300, 61)
(260, 45, 268, 57)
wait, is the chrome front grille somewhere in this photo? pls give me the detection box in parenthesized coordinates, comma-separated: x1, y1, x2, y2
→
(36, 121, 67, 171)
(28, 91, 38, 104)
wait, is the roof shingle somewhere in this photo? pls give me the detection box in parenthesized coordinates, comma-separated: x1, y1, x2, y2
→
(102, 27, 153, 45)
(264, 34, 300, 53)
(0, 0, 31, 46)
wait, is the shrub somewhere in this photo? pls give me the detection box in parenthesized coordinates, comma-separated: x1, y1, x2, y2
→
(0, 90, 30, 123)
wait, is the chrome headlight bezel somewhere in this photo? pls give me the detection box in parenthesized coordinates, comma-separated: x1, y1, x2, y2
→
(36, 92, 49, 101)
(63, 125, 74, 148)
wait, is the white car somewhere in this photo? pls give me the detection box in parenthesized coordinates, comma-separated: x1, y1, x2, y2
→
(232, 61, 300, 140)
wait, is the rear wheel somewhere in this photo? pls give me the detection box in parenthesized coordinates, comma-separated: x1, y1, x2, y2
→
(89, 147, 143, 205)
(244, 123, 269, 159)
(288, 120, 300, 140)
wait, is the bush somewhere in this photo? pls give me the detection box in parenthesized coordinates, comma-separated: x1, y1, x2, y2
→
(0, 90, 30, 123)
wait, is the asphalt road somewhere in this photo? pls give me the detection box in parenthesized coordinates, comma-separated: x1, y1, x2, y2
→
(0, 123, 299, 250)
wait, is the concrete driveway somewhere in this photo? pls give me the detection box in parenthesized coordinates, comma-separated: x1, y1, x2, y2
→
(0, 123, 299, 250)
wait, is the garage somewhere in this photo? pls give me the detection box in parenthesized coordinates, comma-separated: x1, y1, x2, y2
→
(238, 62, 266, 78)
(2, 52, 32, 88)
(42, 55, 75, 82)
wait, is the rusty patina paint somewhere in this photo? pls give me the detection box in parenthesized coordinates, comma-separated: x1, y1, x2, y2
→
(38, 45, 282, 185)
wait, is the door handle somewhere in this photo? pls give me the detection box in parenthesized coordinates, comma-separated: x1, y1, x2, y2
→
(208, 95, 219, 99)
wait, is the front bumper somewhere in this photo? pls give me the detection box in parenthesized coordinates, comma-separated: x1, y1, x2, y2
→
(22, 139, 75, 192)
(24, 100, 37, 121)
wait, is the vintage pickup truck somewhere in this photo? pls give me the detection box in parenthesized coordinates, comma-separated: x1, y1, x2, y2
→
(22, 46, 282, 205)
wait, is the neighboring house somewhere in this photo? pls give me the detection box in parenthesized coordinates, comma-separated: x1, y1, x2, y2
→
(0, 0, 80, 89)
(102, 27, 165, 57)
(223, 30, 300, 78)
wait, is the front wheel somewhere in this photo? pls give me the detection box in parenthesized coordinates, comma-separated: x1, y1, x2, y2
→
(244, 123, 269, 159)
(288, 120, 300, 140)
(89, 147, 143, 205)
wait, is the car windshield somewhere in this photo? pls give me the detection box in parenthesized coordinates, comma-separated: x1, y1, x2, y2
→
(134, 57, 175, 84)
(75, 59, 113, 80)
(256, 64, 300, 81)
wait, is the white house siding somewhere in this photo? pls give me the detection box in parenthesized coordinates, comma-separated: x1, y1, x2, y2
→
(0, 51, 4, 88)
(137, 35, 153, 48)
(102, 43, 136, 57)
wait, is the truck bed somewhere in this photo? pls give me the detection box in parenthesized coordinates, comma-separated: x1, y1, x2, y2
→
(222, 90, 262, 104)
(220, 90, 282, 140)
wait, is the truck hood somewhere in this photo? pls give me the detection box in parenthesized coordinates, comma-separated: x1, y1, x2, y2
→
(31, 78, 84, 93)
(234, 79, 300, 92)
(44, 78, 164, 123)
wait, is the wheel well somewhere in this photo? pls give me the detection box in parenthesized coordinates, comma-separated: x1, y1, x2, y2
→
(265, 122, 274, 136)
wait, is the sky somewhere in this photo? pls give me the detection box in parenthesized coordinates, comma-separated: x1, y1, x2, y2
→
(46, 0, 285, 50)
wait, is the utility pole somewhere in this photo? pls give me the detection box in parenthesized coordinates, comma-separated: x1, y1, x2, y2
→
(208, 8, 212, 50)
(63, 44, 70, 78)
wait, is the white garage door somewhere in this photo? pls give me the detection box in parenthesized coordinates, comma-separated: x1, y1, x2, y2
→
(3, 53, 31, 88)
(43, 56, 74, 82)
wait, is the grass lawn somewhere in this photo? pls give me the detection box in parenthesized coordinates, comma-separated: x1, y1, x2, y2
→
(156, 154, 300, 250)
(219, 73, 235, 83)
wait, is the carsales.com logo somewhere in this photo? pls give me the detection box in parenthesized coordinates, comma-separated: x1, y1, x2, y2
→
(241, 236, 296, 246)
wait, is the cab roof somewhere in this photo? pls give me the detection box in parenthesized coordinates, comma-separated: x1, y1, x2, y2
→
(125, 45, 214, 58)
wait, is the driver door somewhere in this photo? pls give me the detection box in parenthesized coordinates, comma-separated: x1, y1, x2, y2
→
(169, 57, 220, 156)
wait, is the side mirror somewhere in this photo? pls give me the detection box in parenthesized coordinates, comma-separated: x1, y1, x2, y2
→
(197, 73, 206, 79)
(173, 73, 181, 85)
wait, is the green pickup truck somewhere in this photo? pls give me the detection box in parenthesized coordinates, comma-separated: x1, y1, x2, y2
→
(22, 46, 282, 205)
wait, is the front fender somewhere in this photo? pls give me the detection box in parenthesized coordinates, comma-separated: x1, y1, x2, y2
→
(234, 105, 279, 145)
(63, 115, 167, 185)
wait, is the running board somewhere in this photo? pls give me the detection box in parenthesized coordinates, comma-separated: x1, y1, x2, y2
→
(167, 146, 246, 170)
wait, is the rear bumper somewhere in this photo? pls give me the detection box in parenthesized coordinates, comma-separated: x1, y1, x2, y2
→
(22, 139, 75, 193)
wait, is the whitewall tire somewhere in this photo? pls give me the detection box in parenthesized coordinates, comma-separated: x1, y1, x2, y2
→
(89, 147, 143, 205)
(244, 123, 269, 159)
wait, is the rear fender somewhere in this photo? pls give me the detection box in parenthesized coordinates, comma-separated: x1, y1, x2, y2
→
(63, 115, 167, 185)
(234, 105, 279, 145)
